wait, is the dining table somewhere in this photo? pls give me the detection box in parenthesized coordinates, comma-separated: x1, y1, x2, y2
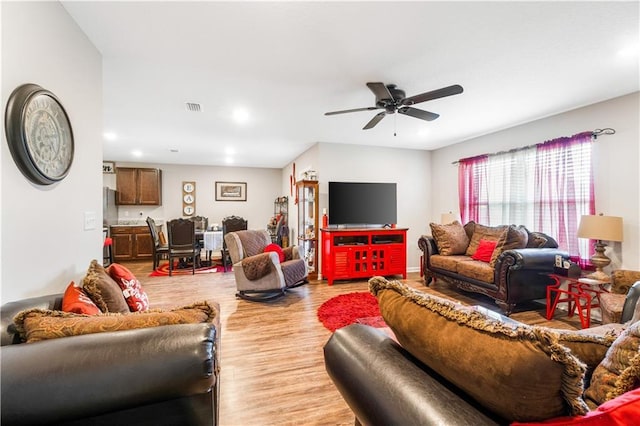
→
(196, 230, 224, 266)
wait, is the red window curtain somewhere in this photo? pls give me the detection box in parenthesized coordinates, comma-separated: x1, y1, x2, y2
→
(458, 154, 488, 224)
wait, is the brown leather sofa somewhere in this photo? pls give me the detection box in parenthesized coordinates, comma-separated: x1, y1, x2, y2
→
(419, 222, 569, 315)
(324, 282, 640, 425)
(1, 294, 220, 426)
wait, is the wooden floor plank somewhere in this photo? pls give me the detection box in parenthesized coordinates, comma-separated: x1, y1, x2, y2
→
(123, 261, 585, 425)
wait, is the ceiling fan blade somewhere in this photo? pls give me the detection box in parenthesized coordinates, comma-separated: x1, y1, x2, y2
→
(325, 106, 379, 116)
(363, 111, 386, 130)
(366, 82, 394, 101)
(398, 106, 440, 121)
(401, 84, 464, 106)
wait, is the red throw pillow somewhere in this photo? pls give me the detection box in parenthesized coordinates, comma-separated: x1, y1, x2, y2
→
(264, 243, 285, 263)
(107, 263, 150, 312)
(511, 387, 640, 425)
(62, 281, 101, 315)
(471, 239, 498, 262)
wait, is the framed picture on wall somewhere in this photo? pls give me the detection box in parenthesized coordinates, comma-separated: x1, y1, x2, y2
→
(102, 161, 115, 174)
(215, 181, 247, 201)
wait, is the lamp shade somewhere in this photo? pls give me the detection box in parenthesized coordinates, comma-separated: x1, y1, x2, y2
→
(577, 215, 623, 242)
(441, 212, 460, 224)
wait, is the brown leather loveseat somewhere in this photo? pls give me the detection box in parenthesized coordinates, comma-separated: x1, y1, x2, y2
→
(1, 294, 220, 426)
(419, 221, 569, 315)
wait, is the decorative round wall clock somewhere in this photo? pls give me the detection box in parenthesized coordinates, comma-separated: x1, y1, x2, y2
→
(4, 83, 75, 185)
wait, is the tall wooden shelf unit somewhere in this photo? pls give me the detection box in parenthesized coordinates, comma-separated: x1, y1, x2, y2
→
(297, 180, 319, 280)
(321, 228, 408, 285)
(268, 196, 288, 246)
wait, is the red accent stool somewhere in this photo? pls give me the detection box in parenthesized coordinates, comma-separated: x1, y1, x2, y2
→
(574, 278, 609, 315)
(546, 274, 598, 328)
(321, 228, 408, 286)
(103, 237, 114, 266)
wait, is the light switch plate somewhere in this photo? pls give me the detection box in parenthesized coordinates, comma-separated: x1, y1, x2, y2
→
(84, 211, 97, 230)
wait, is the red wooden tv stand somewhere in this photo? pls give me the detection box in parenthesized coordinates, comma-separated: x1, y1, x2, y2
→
(321, 227, 408, 285)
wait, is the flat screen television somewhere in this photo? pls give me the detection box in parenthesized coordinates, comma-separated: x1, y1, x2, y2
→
(328, 181, 397, 226)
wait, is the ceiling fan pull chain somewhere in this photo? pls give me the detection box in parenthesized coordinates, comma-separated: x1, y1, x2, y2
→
(394, 113, 397, 137)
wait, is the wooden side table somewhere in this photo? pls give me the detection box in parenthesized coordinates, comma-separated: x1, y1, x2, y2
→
(546, 274, 610, 328)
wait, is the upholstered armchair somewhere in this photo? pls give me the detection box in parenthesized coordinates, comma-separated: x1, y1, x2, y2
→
(224, 230, 307, 300)
(599, 270, 640, 324)
(221, 216, 248, 271)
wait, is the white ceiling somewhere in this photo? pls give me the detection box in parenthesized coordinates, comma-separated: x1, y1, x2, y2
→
(62, 1, 639, 169)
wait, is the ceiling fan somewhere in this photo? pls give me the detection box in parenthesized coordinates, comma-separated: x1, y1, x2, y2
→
(324, 82, 464, 130)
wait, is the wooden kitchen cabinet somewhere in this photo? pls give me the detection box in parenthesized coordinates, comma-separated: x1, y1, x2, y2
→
(116, 167, 162, 205)
(111, 226, 154, 261)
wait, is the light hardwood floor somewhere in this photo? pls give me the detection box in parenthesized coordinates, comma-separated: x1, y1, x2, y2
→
(124, 261, 583, 426)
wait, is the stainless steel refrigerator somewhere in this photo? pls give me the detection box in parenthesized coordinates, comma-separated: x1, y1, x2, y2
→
(103, 187, 118, 226)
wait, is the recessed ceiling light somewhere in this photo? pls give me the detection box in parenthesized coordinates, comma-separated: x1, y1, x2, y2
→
(103, 132, 117, 141)
(232, 108, 250, 124)
(170, 148, 179, 153)
(132, 150, 143, 157)
(225, 157, 234, 164)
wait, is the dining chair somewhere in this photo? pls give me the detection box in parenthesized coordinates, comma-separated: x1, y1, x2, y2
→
(189, 216, 208, 232)
(189, 215, 208, 250)
(167, 218, 201, 276)
(146, 217, 169, 270)
(221, 215, 248, 271)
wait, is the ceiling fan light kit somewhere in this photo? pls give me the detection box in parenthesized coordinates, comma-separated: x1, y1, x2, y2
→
(325, 82, 463, 130)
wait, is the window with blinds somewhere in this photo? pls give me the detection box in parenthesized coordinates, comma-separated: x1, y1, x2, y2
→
(459, 132, 594, 259)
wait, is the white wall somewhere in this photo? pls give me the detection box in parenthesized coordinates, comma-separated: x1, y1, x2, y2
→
(2, 3, 635, 303)
(430, 92, 640, 271)
(104, 162, 283, 233)
(1, 2, 103, 302)
(288, 143, 432, 273)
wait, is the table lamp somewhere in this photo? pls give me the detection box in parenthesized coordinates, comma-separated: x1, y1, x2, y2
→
(441, 212, 460, 224)
(577, 214, 623, 281)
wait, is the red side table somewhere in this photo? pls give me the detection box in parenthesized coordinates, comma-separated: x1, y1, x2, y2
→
(546, 274, 609, 328)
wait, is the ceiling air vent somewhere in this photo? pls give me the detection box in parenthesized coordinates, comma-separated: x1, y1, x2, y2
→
(185, 102, 202, 112)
